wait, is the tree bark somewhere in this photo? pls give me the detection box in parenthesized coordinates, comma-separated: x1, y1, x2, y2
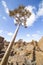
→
(0, 23, 21, 65)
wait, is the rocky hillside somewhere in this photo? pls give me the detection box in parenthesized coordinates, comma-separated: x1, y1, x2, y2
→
(38, 36, 43, 51)
(0, 36, 43, 65)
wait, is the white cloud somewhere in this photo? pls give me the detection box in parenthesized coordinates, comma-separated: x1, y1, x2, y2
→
(25, 0, 43, 27)
(13, 5, 36, 27)
(7, 32, 13, 36)
(2, 16, 6, 20)
(26, 34, 30, 37)
(2, 0, 9, 14)
(31, 33, 41, 41)
(14, 19, 17, 24)
(25, 6, 36, 12)
(0, 30, 3, 33)
(2, 0, 43, 28)
(37, 8, 43, 16)
(26, 13, 36, 26)
(32, 33, 38, 37)
(26, 30, 42, 41)
(25, 5, 36, 27)
(37, 1, 43, 17)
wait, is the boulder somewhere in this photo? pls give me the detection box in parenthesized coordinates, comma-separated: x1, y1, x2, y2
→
(0, 36, 4, 43)
(0, 36, 4, 50)
(38, 37, 43, 51)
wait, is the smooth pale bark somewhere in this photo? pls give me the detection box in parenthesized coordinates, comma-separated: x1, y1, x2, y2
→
(0, 23, 21, 65)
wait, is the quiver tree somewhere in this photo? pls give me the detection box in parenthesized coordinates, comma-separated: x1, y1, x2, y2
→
(9, 6, 31, 27)
(0, 5, 31, 65)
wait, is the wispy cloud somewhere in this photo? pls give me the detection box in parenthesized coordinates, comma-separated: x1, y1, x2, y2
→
(37, 0, 43, 17)
(26, 30, 42, 41)
(26, 12, 36, 26)
(1, 0, 43, 28)
(26, 34, 30, 37)
(31, 33, 42, 41)
(7, 32, 13, 36)
(14, 19, 17, 24)
(2, 0, 9, 14)
(25, 0, 43, 27)
(32, 33, 39, 37)
(25, 5, 36, 27)
(25, 6, 35, 12)
(26, 33, 40, 41)
(2, 16, 6, 20)
(0, 30, 3, 33)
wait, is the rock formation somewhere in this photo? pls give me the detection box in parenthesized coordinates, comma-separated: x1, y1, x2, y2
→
(0, 37, 43, 65)
(0, 36, 4, 50)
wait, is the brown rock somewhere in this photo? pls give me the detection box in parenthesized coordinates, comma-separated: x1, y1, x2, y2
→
(38, 37, 43, 51)
(0, 36, 4, 43)
(0, 36, 4, 50)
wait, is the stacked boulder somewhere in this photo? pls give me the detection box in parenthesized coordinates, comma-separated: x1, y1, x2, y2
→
(0, 36, 5, 61)
(0, 36, 4, 50)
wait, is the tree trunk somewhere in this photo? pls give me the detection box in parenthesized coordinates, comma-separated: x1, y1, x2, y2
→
(0, 23, 21, 65)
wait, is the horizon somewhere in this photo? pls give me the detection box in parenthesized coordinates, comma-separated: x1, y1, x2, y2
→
(0, 36, 43, 42)
(0, 0, 43, 42)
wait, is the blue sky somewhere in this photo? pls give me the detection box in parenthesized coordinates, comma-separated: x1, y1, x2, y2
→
(0, 0, 43, 42)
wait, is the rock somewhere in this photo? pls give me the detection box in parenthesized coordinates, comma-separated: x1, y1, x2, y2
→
(10, 50, 14, 56)
(0, 51, 5, 58)
(0, 36, 4, 50)
(24, 58, 32, 65)
(0, 53, 4, 58)
(0, 36, 4, 43)
(8, 62, 13, 65)
(38, 37, 43, 51)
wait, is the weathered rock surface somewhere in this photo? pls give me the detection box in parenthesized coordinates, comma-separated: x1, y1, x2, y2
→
(0, 37, 43, 65)
(0, 36, 4, 50)
(38, 37, 43, 51)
